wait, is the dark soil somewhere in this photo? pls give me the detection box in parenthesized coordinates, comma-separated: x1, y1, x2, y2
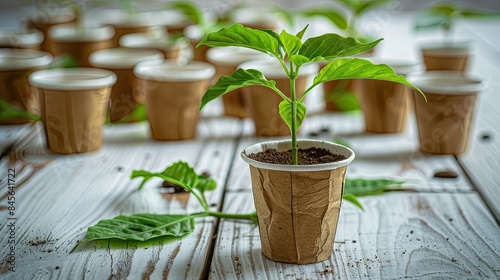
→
(433, 170, 458, 179)
(248, 147, 346, 165)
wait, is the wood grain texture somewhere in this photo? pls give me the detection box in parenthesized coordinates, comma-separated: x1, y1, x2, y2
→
(0, 120, 240, 279)
(210, 192, 500, 279)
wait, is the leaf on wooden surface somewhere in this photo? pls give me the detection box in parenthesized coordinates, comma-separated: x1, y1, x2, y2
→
(71, 213, 195, 252)
(345, 178, 405, 197)
(342, 193, 364, 211)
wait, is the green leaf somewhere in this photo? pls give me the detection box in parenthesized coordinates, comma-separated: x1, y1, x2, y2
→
(197, 24, 284, 59)
(0, 99, 40, 122)
(279, 100, 307, 132)
(48, 53, 80, 69)
(72, 213, 195, 252)
(459, 9, 500, 19)
(111, 104, 148, 124)
(131, 161, 199, 192)
(355, 0, 392, 16)
(345, 178, 404, 197)
(280, 29, 301, 57)
(313, 58, 424, 96)
(168, 1, 203, 25)
(295, 25, 309, 40)
(289, 54, 310, 67)
(196, 175, 217, 192)
(342, 193, 364, 211)
(304, 9, 348, 30)
(299, 34, 382, 61)
(199, 68, 277, 111)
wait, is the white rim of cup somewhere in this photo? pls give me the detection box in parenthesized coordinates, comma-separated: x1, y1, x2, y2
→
(241, 139, 355, 172)
(29, 68, 117, 90)
(119, 33, 187, 50)
(134, 59, 215, 82)
(0, 48, 52, 70)
(239, 59, 318, 78)
(420, 40, 473, 56)
(207, 46, 270, 66)
(89, 47, 164, 69)
(407, 71, 486, 95)
(0, 29, 44, 47)
(27, 8, 74, 24)
(48, 24, 115, 42)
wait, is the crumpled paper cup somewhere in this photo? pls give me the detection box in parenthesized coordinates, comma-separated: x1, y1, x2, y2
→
(89, 47, 163, 122)
(47, 24, 114, 66)
(420, 41, 472, 72)
(241, 139, 355, 264)
(207, 47, 268, 118)
(134, 59, 215, 140)
(0, 48, 52, 124)
(29, 68, 116, 154)
(408, 71, 486, 154)
(239, 59, 318, 136)
(355, 59, 420, 133)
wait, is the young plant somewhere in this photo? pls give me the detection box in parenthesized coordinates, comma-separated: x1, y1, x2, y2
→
(304, 0, 392, 42)
(197, 24, 423, 165)
(415, 3, 500, 40)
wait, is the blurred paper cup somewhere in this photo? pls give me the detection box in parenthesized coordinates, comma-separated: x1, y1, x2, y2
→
(420, 41, 473, 72)
(239, 59, 318, 136)
(25, 8, 75, 52)
(0, 28, 44, 49)
(0, 48, 52, 124)
(29, 68, 116, 154)
(355, 59, 420, 133)
(89, 47, 163, 122)
(207, 47, 268, 118)
(134, 59, 215, 140)
(48, 24, 114, 66)
(408, 71, 486, 154)
(120, 33, 186, 60)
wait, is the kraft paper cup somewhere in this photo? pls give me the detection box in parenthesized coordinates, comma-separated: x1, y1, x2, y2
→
(120, 33, 186, 60)
(0, 28, 44, 49)
(207, 47, 268, 118)
(25, 9, 75, 52)
(0, 48, 52, 124)
(29, 68, 116, 154)
(239, 59, 318, 136)
(47, 24, 114, 67)
(355, 59, 420, 133)
(408, 71, 486, 154)
(89, 47, 163, 122)
(134, 59, 215, 140)
(184, 25, 210, 62)
(241, 139, 355, 264)
(420, 41, 473, 72)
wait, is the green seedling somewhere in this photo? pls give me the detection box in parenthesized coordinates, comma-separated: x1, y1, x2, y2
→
(415, 2, 500, 39)
(197, 24, 423, 165)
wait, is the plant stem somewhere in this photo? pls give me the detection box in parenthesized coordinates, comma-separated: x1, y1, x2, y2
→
(205, 211, 257, 221)
(289, 63, 298, 165)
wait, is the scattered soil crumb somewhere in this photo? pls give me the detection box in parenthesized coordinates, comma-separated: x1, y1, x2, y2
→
(28, 240, 48, 246)
(451, 258, 458, 263)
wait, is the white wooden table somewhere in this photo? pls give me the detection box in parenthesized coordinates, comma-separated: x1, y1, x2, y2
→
(1, 12, 499, 280)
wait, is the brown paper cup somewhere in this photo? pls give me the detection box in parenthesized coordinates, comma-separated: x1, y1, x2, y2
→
(241, 140, 355, 264)
(0, 49, 52, 124)
(25, 11, 75, 52)
(110, 25, 149, 48)
(134, 59, 215, 140)
(421, 41, 472, 72)
(355, 59, 419, 133)
(207, 47, 268, 118)
(356, 80, 409, 133)
(0, 29, 44, 49)
(184, 26, 210, 62)
(89, 47, 164, 122)
(408, 71, 486, 154)
(47, 24, 114, 67)
(29, 68, 116, 154)
(119, 33, 185, 60)
(239, 60, 317, 136)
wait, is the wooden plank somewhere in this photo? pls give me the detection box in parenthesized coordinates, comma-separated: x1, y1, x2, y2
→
(0, 119, 240, 279)
(210, 191, 500, 279)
